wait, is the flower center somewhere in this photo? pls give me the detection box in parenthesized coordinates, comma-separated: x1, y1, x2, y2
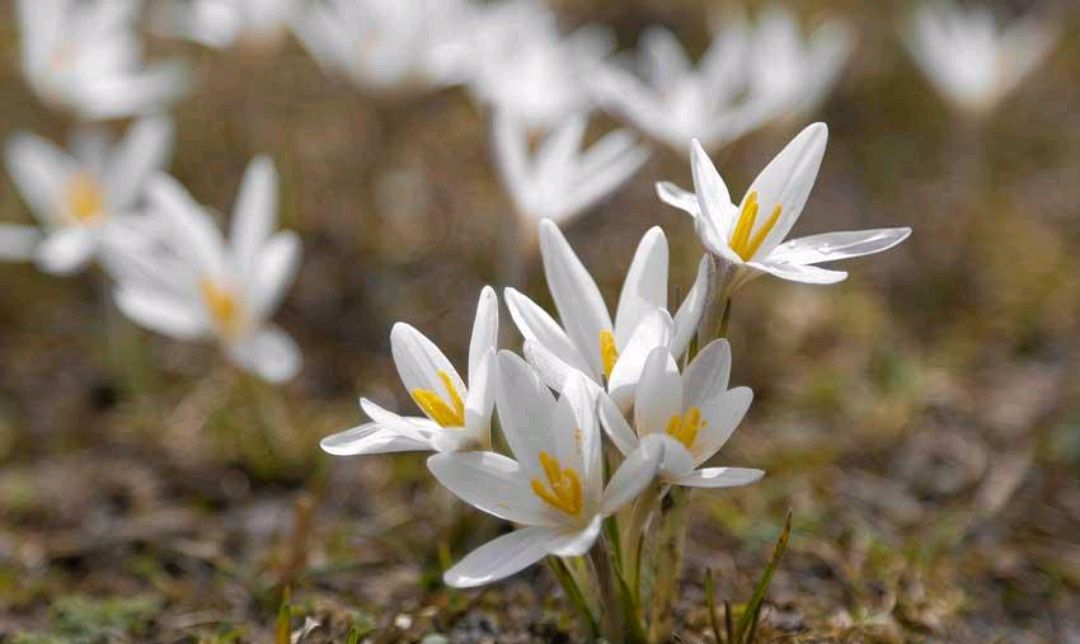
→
(531, 451, 583, 516)
(411, 370, 466, 428)
(665, 407, 705, 451)
(729, 191, 782, 261)
(64, 174, 105, 224)
(200, 279, 245, 340)
(599, 329, 618, 379)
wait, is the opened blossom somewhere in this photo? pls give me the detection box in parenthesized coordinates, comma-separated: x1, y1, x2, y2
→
(3, 117, 174, 274)
(156, 0, 299, 50)
(505, 220, 707, 409)
(321, 287, 497, 456)
(657, 123, 911, 292)
(428, 353, 660, 588)
(111, 157, 302, 383)
(600, 341, 762, 489)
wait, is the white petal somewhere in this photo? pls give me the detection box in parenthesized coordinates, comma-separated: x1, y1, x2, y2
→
(504, 287, 593, 378)
(491, 110, 531, 215)
(600, 440, 663, 515)
(463, 349, 496, 443)
(655, 181, 700, 218)
(390, 322, 466, 409)
(248, 230, 300, 320)
(634, 346, 683, 437)
(767, 228, 912, 266)
(103, 116, 174, 209)
(614, 226, 668, 348)
(35, 227, 97, 274)
(495, 351, 557, 477)
(4, 132, 72, 225)
(690, 139, 735, 240)
(692, 386, 752, 467)
(230, 156, 277, 276)
(521, 340, 581, 394)
(546, 516, 603, 557)
(359, 398, 439, 444)
(320, 423, 432, 455)
(678, 467, 764, 488)
(538, 219, 612, 378)
(750, 260, 848, 284)
(427, 452, 551, 526)
(227, 325, 302, 384)
(607, 309, 672, 409)
(443, 526, 552, 588)
(683, 338, 732, 409)
(468, 286, 499, 384)
(147, 174, 227, 277)
(0, 225, 41, 260)
(115, 286, 207, 339)
(670, 255, 709, 358)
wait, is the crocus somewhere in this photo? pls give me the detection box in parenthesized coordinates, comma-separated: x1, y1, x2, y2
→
(321, 287, 498, 456)
(294, 0, 475, 92)
(3, 117, 174, 274)
(492, 110, 649, 227)
(156, 0, 299, 50)
(17, 0, 189, 120)
(657, 123, 911, 292)
(599, 342, 762, 489)
(111, 157, 302, 383)
(505, 220, 707, 409)
(902, 2, 1057, 116)
(428, 353, 660, 587)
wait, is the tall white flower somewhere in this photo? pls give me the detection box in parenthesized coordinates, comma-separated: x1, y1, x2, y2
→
(294, 0, 475, 92)
(657, 123, 911, 292)
(505, 220, 707, 409)
(321, 287, 498, 456)
(17, 0, 189, 120)
(111, 157, 302, 383)
(469, 1, 613, 130)
(3, 117, 174, 274)
(740, 6, 854, 119)
(156, 0, 299, 50)
(902, 2, 1057, 116)
(599, 341, 762, 489)
(592, 23, 777, 154)
(428, 353, 661, 588)
(492, 110, 649, 227)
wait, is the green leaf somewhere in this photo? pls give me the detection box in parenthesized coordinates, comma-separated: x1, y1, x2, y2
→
(734, 510, 792, 643)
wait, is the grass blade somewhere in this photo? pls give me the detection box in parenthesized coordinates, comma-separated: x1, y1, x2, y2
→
(735, 509, 792, 642)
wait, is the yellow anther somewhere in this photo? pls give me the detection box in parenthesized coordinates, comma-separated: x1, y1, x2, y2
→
(665, 407, 706, 451)
(531, 451, 583, 516)
(411, 370, 466, 428)
(743, 203, 782, 261)
(729, 192, 759, 258)
(200, 279, 244, 339)
(599, 329, 619, 379)
(65, 174, 105, 224)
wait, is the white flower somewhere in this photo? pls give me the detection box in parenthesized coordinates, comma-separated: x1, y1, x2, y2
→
(505, 220, 708, 410)
(657, 123, 911, 291)
(294, 0, 476, 92)
(3, 117, 174, 274)
(321, 287, 498, 456)
(592, 23, 777, 153)
(599, 341, 762, 489)
(469, 1, 613, 130)
(739, 6, 854, 119)
(111, 157, 302, 383)
(156, 0, 299, 50)
(902, 2, 1057, 115)
(17, 0, 189, 120)
(428, 353, 661, 588)
(492, 110, 649, 227)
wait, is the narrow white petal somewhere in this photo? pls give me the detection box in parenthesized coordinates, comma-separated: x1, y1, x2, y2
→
(614, 226, 668, 348)
(751, 260, 848, 284)
(521, 340, 582, 394)
(230, 156, 278, 276)
(683, 338, 732, 409)
(468, 286, 499, 384)
(693, 386, 753, 467)
(147, 174, 227, 277)
(690, 139, 735, 240)
(248, 230, 301, 320)
(670, 255, 709, 358)
(607, 309, 672, 409)
(504, 287, 594, 378)
(359, 398, 439, 444)
(495, 351, 557, 477)
(115, 286, 207, 339)
(4, 132, 73, 225)
(444, 526, 552, 588)
(103, 116, 174, 209)
(390, 322, 466, 405)
(655, 181, 700, 218)
(678, 467, 764, 488)
(463, 349, 496, 444)
(600, 440, 663, 515)
(35, 228, 96, 274)
(767, 228, 912, 266)
(320, 423, 432, 455)
(227, 325, 302, 384)
(428, 452, 551, 526)
(634, 347, 683, 438)
(546, 516, 603, 557)
(597, 390, 638, 455)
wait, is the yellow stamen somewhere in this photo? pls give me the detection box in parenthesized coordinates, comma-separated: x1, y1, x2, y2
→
(665, 407, 706, 451)
(599, 329, 618, 379)
(200, 279, 244, 339)
(64, 174, 105, 224)
(411, 370, 466, 428)
(728, 191, 783, 261)
(531, 451, 583, 516)
(743, 203, 783, 261)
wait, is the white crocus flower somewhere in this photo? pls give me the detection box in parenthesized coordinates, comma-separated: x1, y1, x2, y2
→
(469, 1, 613, 131)
(321, 287, 498, 456)
(428, 353, 661, 588)
(593, 23, 778, 154)
(599, 342, 762, 489)
(17, 0, 189, 120)
(903, 2, 1057, 116)
(157, 0, 299, 50)
(3, 117, 174, 274)
(492, 110, 649, 227)
(294, 0, 475, 92)
(741, 6, 854, 119)
(657, 123, 911, 292)
(505, 220, 707, 409)
(112, 158, 302, 383)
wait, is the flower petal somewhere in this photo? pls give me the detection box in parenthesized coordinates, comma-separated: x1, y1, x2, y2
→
(427, 451, 551, 526)
(767, 228, 912, 266)
(103, 116, 174, 210)
(614, 226, 668, 348)
(750, 260, 848, 284)
(692, 386, 753, 467)
(504, 287, 593, 378)
(4, 132, 73, 226)
(495, 350, 557, 478)
(115, 286, 207, 339)
(690, 139, 736, 241)
(546, 516, 603, 557)
(230, 156, 278, 277)
(678, 467, 764, 488)
(597, 391, 639, 456)
(0, 225, 41, 261)
(670, 255, 709, 358)
(227, 324, 302, 383)
(601, 439, 663, 515)
(443, 526, 552, 588)
(359, 398, 439, 444)
(248, 230, 301, 321)
(607, 309, 672, 410)
(34, 227, 96, 274)
(464, 349, 496, 445)
(655, 181, 700, 218)
(320, 423, 432, 455)
(468, 286, 499, 384)
(634, 346, 683, 437)
(147, 173, 227, 277)
(683, 338, 732, 409)
(390, 322, 466, 407)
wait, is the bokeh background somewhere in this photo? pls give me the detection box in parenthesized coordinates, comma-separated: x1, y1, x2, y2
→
(2, 0, 1080, 641)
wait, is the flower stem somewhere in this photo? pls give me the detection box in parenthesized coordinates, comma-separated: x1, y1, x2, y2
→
(647, 485, 691, 643)
(588, 537, 624, 643)
(548, 556, 599, 642)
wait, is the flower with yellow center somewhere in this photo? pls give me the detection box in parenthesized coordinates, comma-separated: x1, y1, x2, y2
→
(657, 123, 911, 292)
(427, 355, 663, 588)
(321, 287, 499, 456)
(62, 174, 106, 225)
(505, 220, 709, 411)
(599, 341, 763, 489)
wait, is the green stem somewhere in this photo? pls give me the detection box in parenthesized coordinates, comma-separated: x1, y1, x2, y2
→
(647, 485, 691, 643)
(548, 556, 599, 642)
(589, 537, 624, 643)
(622, 482, 663, 602)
